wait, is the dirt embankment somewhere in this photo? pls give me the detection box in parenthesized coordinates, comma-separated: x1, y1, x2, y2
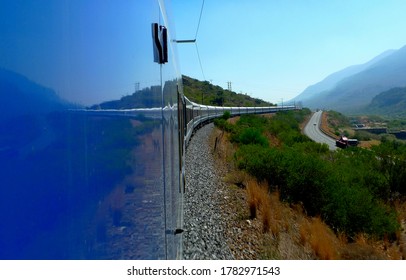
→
(320, 111, 339, 139)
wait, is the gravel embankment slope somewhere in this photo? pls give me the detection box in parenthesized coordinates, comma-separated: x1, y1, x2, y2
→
(182, 123, 235, 260)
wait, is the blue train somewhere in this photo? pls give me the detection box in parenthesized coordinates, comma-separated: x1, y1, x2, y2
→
(0, 0, 296, 259)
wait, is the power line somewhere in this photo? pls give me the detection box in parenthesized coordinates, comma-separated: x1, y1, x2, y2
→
(195, 0, 205, 40)
(195, 42, 206, 81)
(194, 0, 206, 81)
(175, 0, 206, 81)
(174, 0, 205, 43)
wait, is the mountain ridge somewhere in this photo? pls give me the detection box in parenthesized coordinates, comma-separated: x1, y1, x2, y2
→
(292, 49, 396, 103)
(0, 68, 70, 119)
(365, 86, 406, 117)
(291, 45, 406, 113)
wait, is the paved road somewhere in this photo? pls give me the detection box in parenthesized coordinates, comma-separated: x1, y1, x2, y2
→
(303, 110, 338, 151)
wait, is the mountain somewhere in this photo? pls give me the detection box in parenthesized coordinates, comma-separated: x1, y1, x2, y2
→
(292, 45, 406, 113)
(365, 87, 406, 117)
(0, 68, 70, 119)
(293, 49, 395, 103)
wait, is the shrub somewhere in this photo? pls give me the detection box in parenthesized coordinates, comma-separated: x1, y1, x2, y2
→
(322, 179, 399, 238)
(214, 118, 233, 132)
(278, 130, 310, 146)
(237, 127, 269, 147)
(237, 114, 268, 128)
(333, 148, 391, 200)
(354, 130, 372, 141)
(281, 149, 329, 216)
(292, 141, 329, 154)
(236, 145, 285, 187)
(233, 112, 400, 239)
(372, 141, 406, 195)
(222, 110, 231, 120)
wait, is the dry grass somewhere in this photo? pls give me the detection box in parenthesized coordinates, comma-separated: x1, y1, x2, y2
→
(358, 139, 381, 148)
(245, 176, 341, 259)
(227, 116, 240, 125)
(384, 240, 403, 260)
(339, 232, 404, 260)
(223, 170, 247, 188)
(211, 128, 235, 167)
(320, 111, 339, 139)
(245, 177, 285, 236)
(261, 196, 272, 233)
(299, 217, 339, 259)
(246, 178, 264, 220)
(248, 178, 403, 260)
(247, 185, 259, 219)
(394, 200, 406, 259)
(267, 191, 284, 237)
(264, 131, 281, 147)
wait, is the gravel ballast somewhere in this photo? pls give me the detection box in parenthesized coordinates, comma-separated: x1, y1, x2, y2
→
(182, 123, 235, 260)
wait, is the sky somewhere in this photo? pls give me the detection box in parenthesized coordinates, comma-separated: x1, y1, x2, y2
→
(171, 0, 406, 104)
(1, 1, 406, 106)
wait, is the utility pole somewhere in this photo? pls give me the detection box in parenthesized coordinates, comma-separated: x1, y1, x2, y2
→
(227, 81, 232, 91)
(134, 82, 140, 92)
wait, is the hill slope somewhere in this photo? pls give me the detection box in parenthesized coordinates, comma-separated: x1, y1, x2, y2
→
(365, 87, 406, 117)
(292, 45, 406, 113)
(92, 76, 273, 109)
(183, 76, 273, 107)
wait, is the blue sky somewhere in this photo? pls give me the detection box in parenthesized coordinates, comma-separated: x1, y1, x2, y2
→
(171, 0, 406, 104)
(1, 1, 406, 106)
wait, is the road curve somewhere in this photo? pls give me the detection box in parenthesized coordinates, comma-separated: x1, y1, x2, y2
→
(303, 110, 338, 151)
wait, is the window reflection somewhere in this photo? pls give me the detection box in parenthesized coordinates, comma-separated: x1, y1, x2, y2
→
(0, 1, 182, 259)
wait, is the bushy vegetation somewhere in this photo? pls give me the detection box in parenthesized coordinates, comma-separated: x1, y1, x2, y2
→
(183, 75, 273, 107)
(213, 111, 233, 132)
(372, 140, 406, 195)
(215, 110, 402, 239)
(326, 110, 352, 136)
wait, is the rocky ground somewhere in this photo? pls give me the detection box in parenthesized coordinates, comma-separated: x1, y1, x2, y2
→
(182, 123, 269, 260)
(182, 123, 234, 259)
